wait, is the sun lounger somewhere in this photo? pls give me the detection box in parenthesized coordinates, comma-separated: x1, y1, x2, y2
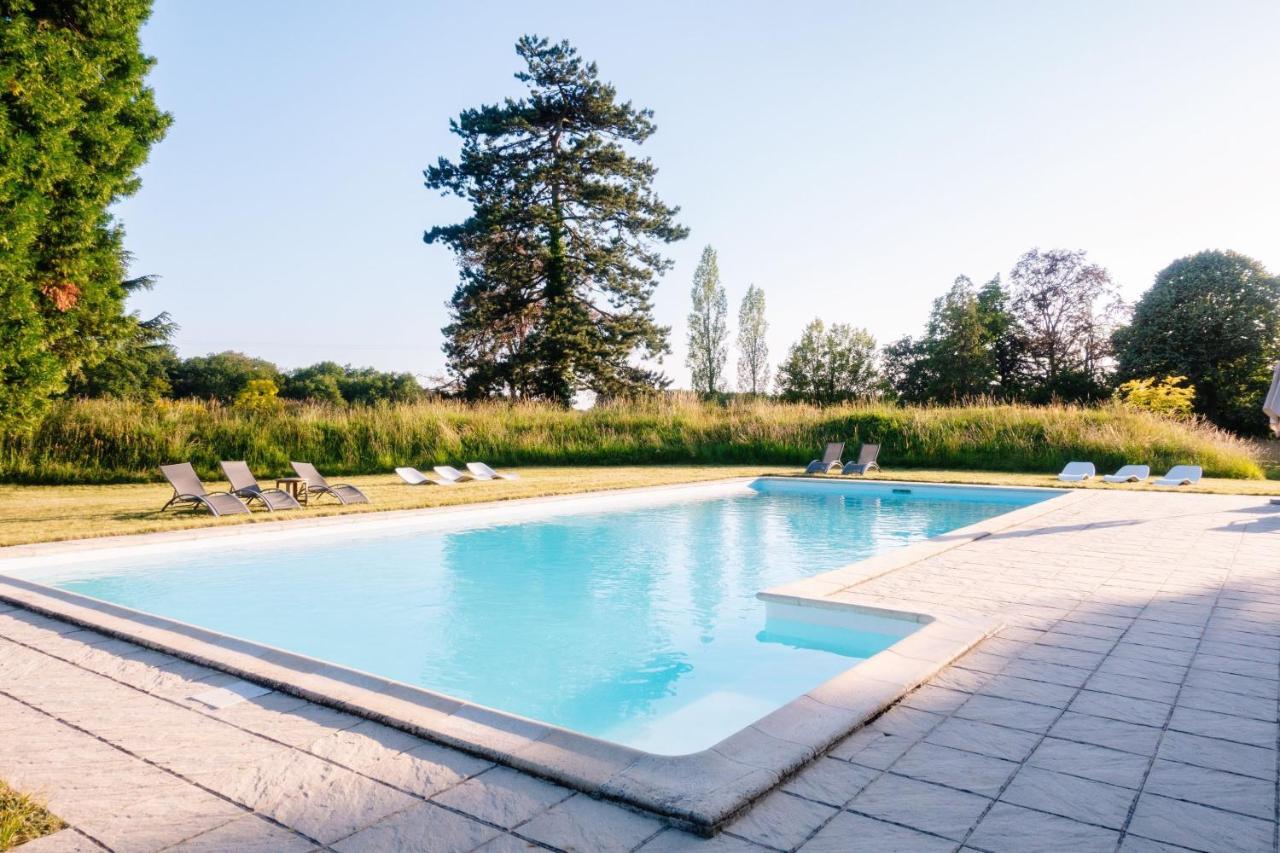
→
(433, 465, 473, 483)
(1057, 461, 1096, 482)
(1153, 465, 1202, 487)
(290, 461, 370, 504)
(396, 467, 441, 485)
(220, 461, 302, 510)
(841, 444, 881, 475)
(160, 463, 250, 517)
(1102, 465, 1150, 484)
(805, 442, 844, 474)
(466, 462, 519, 481)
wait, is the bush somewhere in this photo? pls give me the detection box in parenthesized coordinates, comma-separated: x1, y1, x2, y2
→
(1114, 376, 1195, 418)
(0, 396, 1263, 484)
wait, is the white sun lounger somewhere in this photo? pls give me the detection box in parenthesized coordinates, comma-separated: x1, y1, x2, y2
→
(395, 467, 442, 486)
(433, 465, 473, 483)
(1102, 465, 1150, 484)
(1153, 465, 1202, 487)
(467, 462, 518, 480)
(1057, 461, 1096, 482)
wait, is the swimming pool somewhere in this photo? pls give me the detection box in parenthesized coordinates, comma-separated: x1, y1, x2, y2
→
(7, 478, 1051, 755)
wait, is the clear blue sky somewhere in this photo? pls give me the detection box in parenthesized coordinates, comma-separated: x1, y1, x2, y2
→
(117, 0, 1280, 388)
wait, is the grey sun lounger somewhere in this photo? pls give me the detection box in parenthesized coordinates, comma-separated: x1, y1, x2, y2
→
(1102, 465, 1150, 484)
(433, 465, 473, 483)
(467, 462, 519, 480)
(395, 466, 441, 486)
(290, 461, 370, 504)
(160, 462, 250, 517)
(220, 461, 302, 511)
(805, 442, 845, 474)
(1057, 461, 1096, 482)
(842, 444, 881, 475)
(1153, 465, 1202, 487)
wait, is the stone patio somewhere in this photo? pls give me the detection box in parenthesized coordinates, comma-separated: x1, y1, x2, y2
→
(1, 489, 1276, 852)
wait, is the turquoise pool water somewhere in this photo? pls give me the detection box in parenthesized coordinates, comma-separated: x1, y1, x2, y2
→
(40, 480, 1049, 753)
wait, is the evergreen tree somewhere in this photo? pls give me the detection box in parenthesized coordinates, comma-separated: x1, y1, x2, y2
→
(736, 284, 769, 394)
(776, 320, 878, 405)
(425, 36, 688, 405)
(64, 275, 177, 401)
(1, 0, 171, 429)
(1113, 250, 1280, 434)
(686, 246, 728, 394)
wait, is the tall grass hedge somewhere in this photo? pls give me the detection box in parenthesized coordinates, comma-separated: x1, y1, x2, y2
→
(0, 396, 1264, 483)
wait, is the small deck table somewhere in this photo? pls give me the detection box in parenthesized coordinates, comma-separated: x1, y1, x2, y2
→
(275, 476, 308, 506)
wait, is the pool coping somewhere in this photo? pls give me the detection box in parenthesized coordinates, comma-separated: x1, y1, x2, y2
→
(0, 477, 1090, 835)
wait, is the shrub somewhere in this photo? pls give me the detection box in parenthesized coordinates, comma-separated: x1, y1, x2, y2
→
(1114, 376, 1195, 418)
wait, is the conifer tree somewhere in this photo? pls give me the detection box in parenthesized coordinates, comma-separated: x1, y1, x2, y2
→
(1, 0, 171, 429)
(425, 36, 687, 404)
(686, 246, 728, 395)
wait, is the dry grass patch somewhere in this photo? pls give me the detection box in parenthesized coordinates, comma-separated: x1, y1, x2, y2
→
(0, 466, 790, 547)
(0, 781, 63, 851)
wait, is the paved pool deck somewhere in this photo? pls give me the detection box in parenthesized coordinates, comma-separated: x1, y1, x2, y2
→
(0, 489, 1276, 852)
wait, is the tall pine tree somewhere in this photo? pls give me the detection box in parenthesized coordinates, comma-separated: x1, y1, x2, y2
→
(425, 36, 687, 404)
(686, 245, 728, 395)
(1, 0, 171, 429)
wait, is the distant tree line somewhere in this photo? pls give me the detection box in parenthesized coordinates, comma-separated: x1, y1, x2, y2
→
(679, 245, 1279, 435)
(68, 346, 427, 407)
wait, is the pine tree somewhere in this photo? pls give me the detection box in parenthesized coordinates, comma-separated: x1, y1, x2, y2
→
(425, 36, 688, 404)
(686, 246, 728, 395)
(0, 0, 172, 429)
(736, 284, 769, 394)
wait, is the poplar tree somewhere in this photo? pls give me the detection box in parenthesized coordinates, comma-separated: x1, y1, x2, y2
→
(425, 36, 687, 404)
(736, 284, 769, 394)
(0, 0, 171, 429)
(686, 246, 728, 395)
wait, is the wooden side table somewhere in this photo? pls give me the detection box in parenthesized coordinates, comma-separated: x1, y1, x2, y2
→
(275, 476, 308, 506)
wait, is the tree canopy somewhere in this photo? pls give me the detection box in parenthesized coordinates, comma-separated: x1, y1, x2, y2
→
(1113, 250, 1280, 434)
(63, 275, 177, 401)
(1009, 248, 1120, 402)
(883, 276, 1023, 403)
(425, 36, 687, 405)
(776, 320, 879, 405)
(0, 0, 171, 429)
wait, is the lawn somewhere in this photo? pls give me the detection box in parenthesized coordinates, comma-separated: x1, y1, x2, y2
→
(1, 465, 1277, 548)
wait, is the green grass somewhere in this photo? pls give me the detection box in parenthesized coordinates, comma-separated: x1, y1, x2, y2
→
(0, 395, 1266, 484)
(0, 781, 63, 851)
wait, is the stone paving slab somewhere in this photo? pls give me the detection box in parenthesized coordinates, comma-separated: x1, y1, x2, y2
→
(0, 489, 1276, 851)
